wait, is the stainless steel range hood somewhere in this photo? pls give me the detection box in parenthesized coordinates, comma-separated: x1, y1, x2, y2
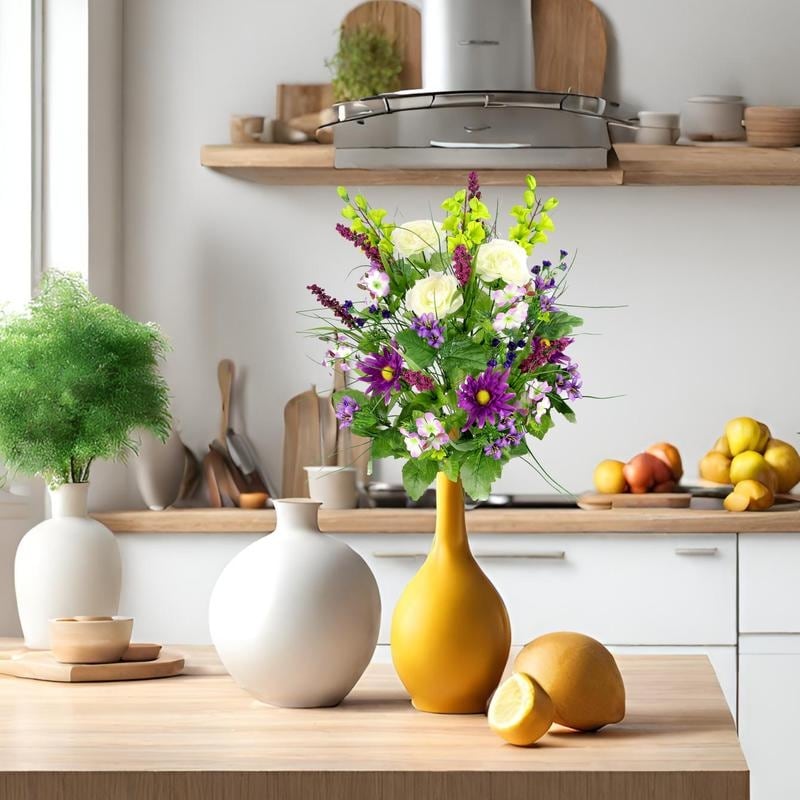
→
(322, 0, 636, 169)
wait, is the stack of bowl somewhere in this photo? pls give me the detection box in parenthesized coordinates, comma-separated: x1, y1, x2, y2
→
(636, 112, 681, 145)
(744, 107, 800, 148)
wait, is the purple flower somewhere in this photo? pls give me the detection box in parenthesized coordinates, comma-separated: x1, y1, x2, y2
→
(560, 249, 568, 260)
(307, 284, 355, 329)
(467, 171, 481, 200)
(335, 396, 360, 428)
(402, 369, 435, 392)
(410, 313, 444, 349)
(452, 244, 472, 285)
(457, 368, 516, 430)
(484, 441, 504, 460)
(335, 223, 382, 267)
(357, 345, 404, 403)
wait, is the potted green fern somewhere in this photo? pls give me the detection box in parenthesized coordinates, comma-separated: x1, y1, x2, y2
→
(0, 271, 171, 647)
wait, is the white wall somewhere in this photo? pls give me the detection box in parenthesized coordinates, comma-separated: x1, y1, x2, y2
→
(122, 0, 800, 500)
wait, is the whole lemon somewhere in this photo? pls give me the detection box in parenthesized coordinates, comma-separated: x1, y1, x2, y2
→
(592, 459, 627, 494)
(699, 451, 731, 484)
(514, 631, 625, 731)
(763, 439, 800, 493)
(729, 451, 778, 492)
(725, 417, 768, 456)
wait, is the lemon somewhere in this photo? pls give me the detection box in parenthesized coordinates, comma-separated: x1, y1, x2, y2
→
(592, 459, 627, 494)
(488, 672, 554, 746)
(729, 451, 778, 492)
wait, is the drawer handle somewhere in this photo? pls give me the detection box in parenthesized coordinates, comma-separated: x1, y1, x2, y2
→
(372, 552, 565, 560)
(674, 547, 718, 556)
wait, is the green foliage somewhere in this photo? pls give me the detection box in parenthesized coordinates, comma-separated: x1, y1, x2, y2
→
(0, 272, 172, 487)
(327, 24, 402, 102)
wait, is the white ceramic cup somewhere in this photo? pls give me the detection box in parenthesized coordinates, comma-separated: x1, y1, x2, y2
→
(681, 95, 745, 142)
(304, 466, 358, 509)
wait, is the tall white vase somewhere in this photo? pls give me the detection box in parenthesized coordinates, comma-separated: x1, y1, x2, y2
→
(132, 427, 186, 510)
(209, 498, 381, 707)
(14, 483, 122, 649)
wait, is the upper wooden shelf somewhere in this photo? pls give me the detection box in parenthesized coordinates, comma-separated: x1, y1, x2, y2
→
(200, 142, 800, 187)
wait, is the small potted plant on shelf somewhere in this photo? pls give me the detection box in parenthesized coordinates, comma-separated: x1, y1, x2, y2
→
(0, 271, 171, 648)
(304, 171, 584, 713)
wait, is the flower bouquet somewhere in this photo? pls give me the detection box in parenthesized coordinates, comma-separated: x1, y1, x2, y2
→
(306, 172, 583, 502)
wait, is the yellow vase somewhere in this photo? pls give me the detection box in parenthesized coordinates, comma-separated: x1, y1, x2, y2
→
(391, 472, 511, 713)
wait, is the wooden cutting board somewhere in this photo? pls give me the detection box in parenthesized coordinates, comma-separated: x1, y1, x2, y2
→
(282, 385, 323, 497)
(578, 492, 691, 510)
(532, 0, 608, 96)
(0, 649, 184, 683)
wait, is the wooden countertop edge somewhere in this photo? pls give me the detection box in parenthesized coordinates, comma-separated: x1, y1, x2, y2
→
(93, 507, 800, 534)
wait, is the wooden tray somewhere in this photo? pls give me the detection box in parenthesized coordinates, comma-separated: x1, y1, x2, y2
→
(578, 492, 691, 510)
(0, 649, 184, 683)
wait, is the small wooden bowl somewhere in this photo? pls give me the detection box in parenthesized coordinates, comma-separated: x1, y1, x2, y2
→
(49, 616, 134, 664)
(239, 492, 268, 509)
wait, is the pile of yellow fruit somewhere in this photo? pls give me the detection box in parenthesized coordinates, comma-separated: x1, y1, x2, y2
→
(487, 632, 625, 746)
(699, 417, 800, 511)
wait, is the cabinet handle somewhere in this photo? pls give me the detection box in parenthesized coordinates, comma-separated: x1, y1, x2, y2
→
(674, 547, 718, 556)
(372, 551, 565, 560)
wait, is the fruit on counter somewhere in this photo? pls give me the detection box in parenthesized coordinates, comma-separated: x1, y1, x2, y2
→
(763, 439, 800, 494)
(725, 416, 771, 456)
(488, 672, 555, 746)
(592, 459, 627, 494)
(698, 451, 731, 485)
(724, 479, 775, 512)
(513, 631, 625, 731)
(729, 451, 778, 493)
(622, 452, 676, 494)
(646, 442, 684, 481)
(712, 435, 733, 458)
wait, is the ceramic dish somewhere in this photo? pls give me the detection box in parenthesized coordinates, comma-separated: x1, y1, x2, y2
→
(682, 95, 745, 142)
(49, 616, 134, 664)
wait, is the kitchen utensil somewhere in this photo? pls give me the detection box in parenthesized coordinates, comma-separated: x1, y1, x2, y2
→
(230, 115, 270, 144)
(533, 0, 608, 96)
(343, 0, 421, 90)
(636, 112, 680, 145)
(577, 492, 692, 510)
(276, 84, 334, 122)
(227, 433, 276, 498)
(682, 95, 745, 142)
(305, 466, 358, 509)
(49, 616, 133, 664)
(744, 106, 800, 148)
(282, 386, 323, 498)
(0, 649, 184, 682)
(272, 120, 312, 145)
(239, 492, 269, 509)
(121, 643, 162, 662)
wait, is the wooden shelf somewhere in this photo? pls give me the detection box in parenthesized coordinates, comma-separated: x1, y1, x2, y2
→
(200, 142, 800, 187)
(200, 144, 623, 186)
(95, 505, 800, 535)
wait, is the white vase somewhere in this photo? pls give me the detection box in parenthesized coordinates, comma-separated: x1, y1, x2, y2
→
(209, 498, 380, 707)
(132, 427, 186, 510)
(14, 483, 122, 649)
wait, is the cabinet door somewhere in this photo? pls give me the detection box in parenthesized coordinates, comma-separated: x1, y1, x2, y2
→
(739, 636, 800, 800)
(338, 533, 737, 647)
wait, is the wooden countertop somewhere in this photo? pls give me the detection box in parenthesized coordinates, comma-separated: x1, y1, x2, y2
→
(0, 643, 747, 800)
(94, 504, 800, 534)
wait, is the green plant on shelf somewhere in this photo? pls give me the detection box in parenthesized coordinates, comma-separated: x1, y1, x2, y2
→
(0, 271, 171, 488)
(326, 23, 402, 102)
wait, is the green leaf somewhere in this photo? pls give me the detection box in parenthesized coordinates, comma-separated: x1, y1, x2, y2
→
(460, 451, 502, 501)
(440, 339, 488, 387)
(536, 312, 583, 339)
(549, 393, 576, 422)
(527, 413, 555, 440)
(402, 458, 439, 501)
(441, 452, 465, 482)
(371, 427, 404, 459)
(395, 328, 436, 370)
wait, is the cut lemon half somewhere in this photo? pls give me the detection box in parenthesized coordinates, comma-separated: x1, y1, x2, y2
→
(488, 672, 554, 746)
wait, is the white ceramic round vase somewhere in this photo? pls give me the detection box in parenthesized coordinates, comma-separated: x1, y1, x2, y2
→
(209, 498, 381, 707)
(15, 483, 122, 649)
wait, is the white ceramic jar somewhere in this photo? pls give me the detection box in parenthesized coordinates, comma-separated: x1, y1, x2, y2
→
(209, 498, 380, 707)
(132, 427, 186, 511)
(682, 95, 745, 142)
(15, 483, 122, 649)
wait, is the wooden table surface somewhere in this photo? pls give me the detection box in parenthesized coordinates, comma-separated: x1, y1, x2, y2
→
(0, 643, 747, 800)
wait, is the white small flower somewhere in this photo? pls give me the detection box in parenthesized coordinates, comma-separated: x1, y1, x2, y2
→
(491, 301, 529, 333)
(323, 334, 357, 372)
(528, 380, 552, 421)
(415, 412, 444, 440)
(391, 220, 443, 258)
(400, 428, 426, 458)
(491, 283, 526, 307)
(406, 273, 464, 319)
(365, 267, 390, 298)
(475, 239, 530, 285)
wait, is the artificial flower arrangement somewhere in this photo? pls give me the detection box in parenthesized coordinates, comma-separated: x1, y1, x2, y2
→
(306, 172, 583, 501)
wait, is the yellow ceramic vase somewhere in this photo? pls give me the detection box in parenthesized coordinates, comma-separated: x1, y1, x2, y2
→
(391, 472, 511, 713)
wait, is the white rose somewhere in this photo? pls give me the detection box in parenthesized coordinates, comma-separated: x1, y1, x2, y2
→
(391, 220, 443, 258)
(475, 239, 530, 285)
(406, 273, 464, 319)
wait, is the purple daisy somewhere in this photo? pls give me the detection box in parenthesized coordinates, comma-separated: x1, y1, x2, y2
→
(457, 367, 516, 430)
(335, 396, 360, 428)
(357, 345, 404, 403)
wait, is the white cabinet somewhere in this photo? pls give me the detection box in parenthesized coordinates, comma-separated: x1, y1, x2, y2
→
(740, 534, 800, 633)
(739, 635, 800, 800)
(337, 533, 737, 647)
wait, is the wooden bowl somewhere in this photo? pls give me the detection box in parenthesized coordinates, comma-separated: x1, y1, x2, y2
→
(239, 491, 269, 509)
(744, 106, 800, 147)
(49, 616, 134, 664)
